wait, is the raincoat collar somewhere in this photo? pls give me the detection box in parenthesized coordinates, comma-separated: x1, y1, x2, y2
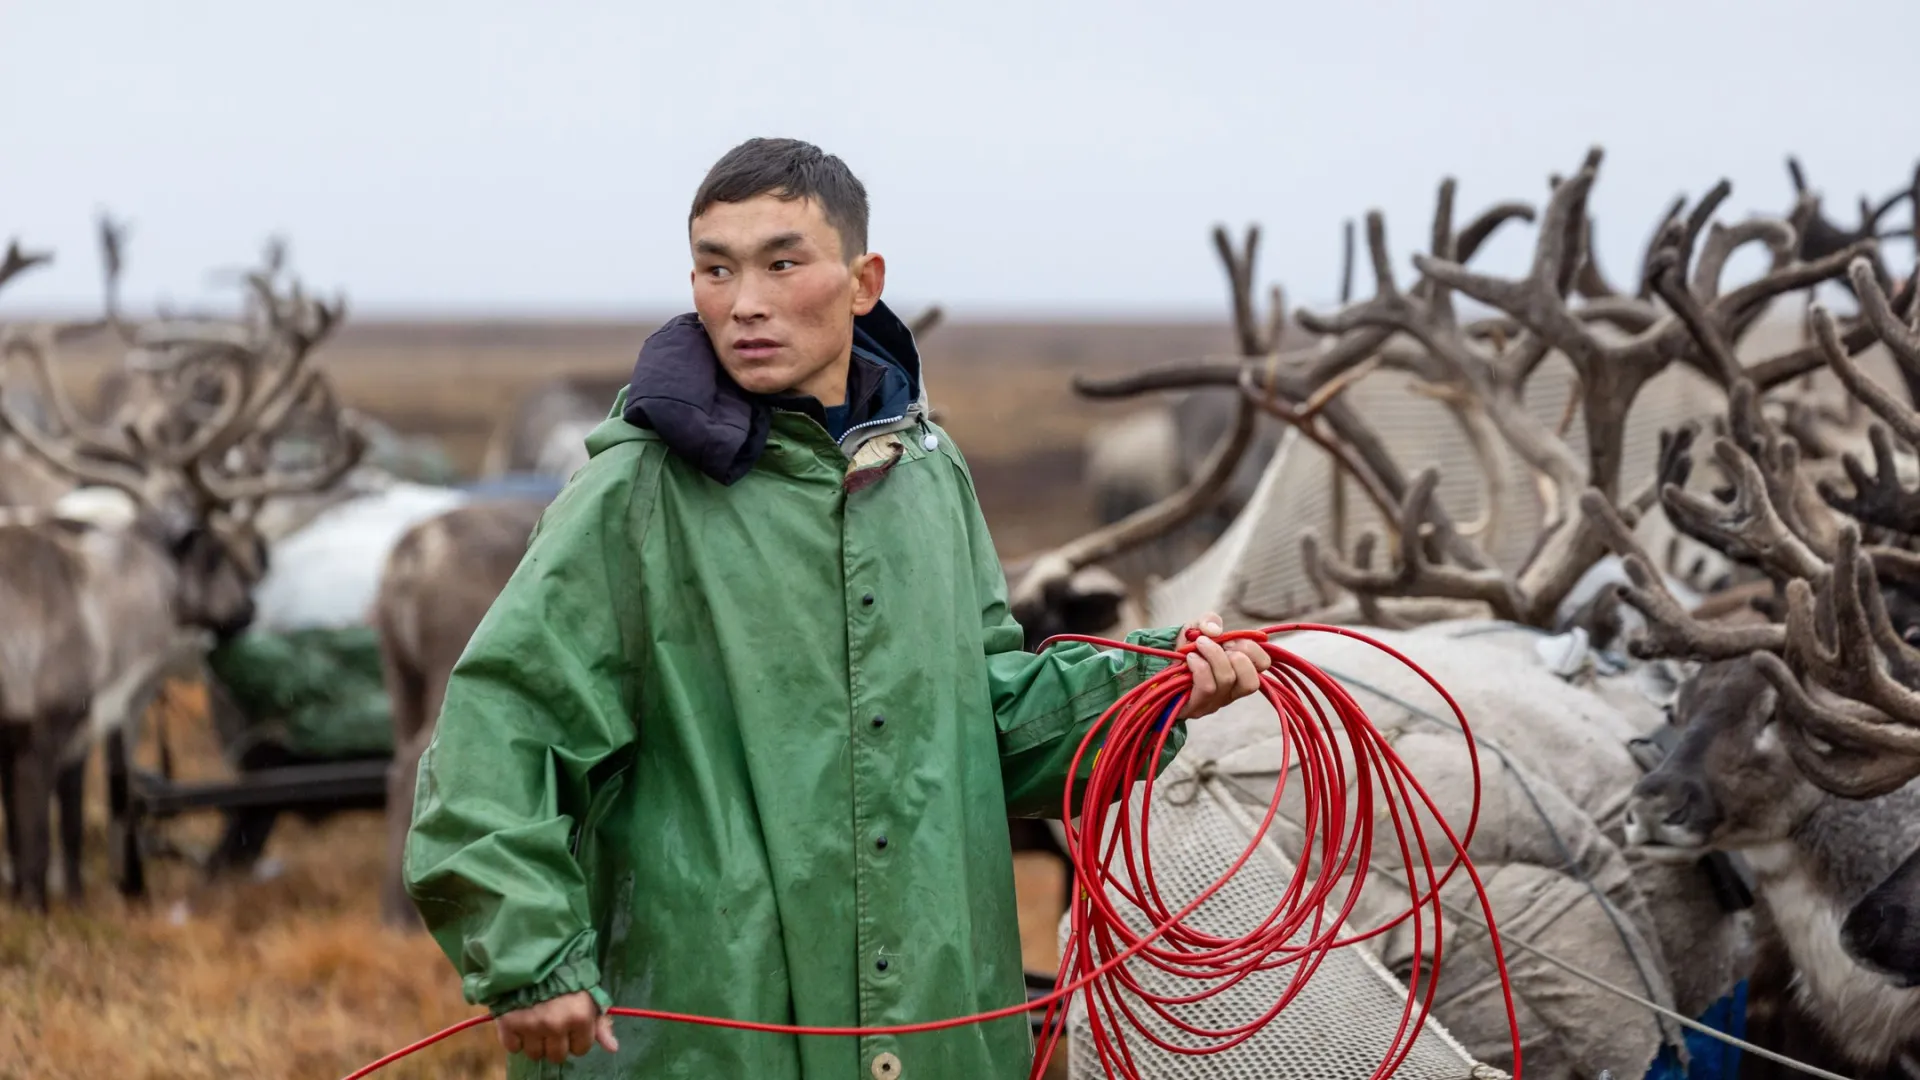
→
(619, 299, 926, 485)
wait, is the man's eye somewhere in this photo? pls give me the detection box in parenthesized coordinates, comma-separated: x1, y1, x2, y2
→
(770, 259, 796, 271)
(704, 265, 732, 279)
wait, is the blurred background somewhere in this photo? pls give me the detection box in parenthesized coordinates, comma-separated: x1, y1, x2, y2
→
(2, 2, 1917, 1077)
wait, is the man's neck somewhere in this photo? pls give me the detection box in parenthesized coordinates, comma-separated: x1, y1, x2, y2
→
(792, 349, 853, 407)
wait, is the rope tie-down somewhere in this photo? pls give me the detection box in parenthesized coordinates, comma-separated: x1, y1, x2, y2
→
(342, 624, 1521, 1080)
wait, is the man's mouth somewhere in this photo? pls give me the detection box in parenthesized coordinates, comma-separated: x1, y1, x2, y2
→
(733, 337, 782, 360)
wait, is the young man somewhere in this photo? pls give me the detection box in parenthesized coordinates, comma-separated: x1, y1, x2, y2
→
(402, 137, 1272, 1079)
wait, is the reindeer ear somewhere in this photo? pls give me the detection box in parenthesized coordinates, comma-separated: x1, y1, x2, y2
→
(1635, 658, 1694, 711)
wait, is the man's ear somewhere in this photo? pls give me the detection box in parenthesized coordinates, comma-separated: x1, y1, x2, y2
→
(851, 252, 886, 316)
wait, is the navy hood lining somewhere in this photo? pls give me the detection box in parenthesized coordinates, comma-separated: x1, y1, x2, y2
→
(621, 299, 923, 485)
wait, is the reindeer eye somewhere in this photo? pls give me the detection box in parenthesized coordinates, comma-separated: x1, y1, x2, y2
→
(1903, 626, 1920, 647)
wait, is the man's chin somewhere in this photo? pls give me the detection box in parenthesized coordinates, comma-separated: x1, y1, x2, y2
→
(723, 364, 798, 397)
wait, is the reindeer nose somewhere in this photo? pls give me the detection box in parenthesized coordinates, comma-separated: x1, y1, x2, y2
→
(1629, 774, 1720, 840)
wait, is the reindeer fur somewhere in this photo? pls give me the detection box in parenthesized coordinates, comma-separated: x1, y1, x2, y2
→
(373, 497, 550, 928)
(1630, 660, 1920, 1070)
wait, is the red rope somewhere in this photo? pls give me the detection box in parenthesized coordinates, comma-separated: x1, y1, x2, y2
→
(339, 623, 1521, 1080)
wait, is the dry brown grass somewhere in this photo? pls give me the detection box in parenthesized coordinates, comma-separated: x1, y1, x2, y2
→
(2, 684, 1073, 1080)
(4, 317, 1196, 1078)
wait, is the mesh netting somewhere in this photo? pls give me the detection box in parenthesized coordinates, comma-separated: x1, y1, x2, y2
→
(1146, 320, 1907, 627)
(1057, 770, 1504, 1080)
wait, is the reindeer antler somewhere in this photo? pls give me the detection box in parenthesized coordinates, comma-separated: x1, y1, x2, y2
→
(2, 230, 365, 521)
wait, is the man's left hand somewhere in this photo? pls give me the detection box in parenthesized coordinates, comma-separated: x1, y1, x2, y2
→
(1175, 613, 1272, 720)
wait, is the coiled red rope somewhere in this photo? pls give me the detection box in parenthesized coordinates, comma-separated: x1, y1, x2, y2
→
(341, 624, 1520, 1080)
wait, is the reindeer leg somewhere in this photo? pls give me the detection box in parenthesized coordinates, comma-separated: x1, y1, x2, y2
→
(55, 753, 85, 905)
(0, 737, 19, 897)
(379, 652, 433, 931)
(8, 728, 54, 912)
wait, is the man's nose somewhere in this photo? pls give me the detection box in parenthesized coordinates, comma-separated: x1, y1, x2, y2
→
(731, 272, 771, 321)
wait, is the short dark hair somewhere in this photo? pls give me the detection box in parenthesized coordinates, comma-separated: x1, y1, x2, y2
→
(689, 138, 870, 259)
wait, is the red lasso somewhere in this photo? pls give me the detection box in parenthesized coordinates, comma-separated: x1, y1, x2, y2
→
(342, 624, 1520, 1080)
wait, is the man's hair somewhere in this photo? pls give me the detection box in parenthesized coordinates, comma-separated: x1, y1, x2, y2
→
(689, 138, 870, 259)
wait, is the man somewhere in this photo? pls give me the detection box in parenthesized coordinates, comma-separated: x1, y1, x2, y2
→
(403, 137, 1272, 1079)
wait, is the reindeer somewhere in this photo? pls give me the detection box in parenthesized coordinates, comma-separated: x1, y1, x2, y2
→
(477, 374, 629, 481)
(1006, 148, 1920, 1077)
(1555, 245, 1920, 1072)
(371, 496, 551, 927)
(0, 235, 366, 911)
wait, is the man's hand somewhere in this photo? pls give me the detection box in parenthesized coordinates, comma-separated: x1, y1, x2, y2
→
(496, 990, 618, 1064)
(1175, 613, 1272, 720)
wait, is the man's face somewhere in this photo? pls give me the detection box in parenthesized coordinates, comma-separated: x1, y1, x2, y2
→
(689, 193, 884, 404)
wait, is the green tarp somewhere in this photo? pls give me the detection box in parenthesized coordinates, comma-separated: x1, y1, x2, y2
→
(205, 625, 396, 759)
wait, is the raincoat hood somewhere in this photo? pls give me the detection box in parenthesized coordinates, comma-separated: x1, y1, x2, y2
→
(614, 299, 924, 483)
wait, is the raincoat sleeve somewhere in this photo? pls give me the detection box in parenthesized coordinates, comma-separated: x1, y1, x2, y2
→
(945, 438, 1189, 818)
(402, 449, 647, 1015)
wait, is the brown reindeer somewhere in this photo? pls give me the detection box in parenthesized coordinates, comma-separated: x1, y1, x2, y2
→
(0, 235, 366, 911)
(372, 497, 551, 927)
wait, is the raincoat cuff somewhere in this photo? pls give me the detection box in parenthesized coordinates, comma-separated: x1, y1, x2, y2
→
(1128, 626, 1183, 676)
(483, 930, 605, 1016)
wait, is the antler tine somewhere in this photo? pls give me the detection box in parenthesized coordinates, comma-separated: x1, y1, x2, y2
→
(1576, 215, 1621, 300)
(0, 239, 54, 293)
(1811, 298, 1920, 451)
(1215, 225, 1274, 357)
(95, 213, 136, 345)
(1661, 433, 1831, 583)
(193, 368, 369, 504)
(198, 418, 369, 506)
(1649, 243, 1744, 387)
(1009, 388, 1258, 597)
(1578, 489, 1788, 660)
(1636, 195, 1689, 299)
(1338, 219, 1356, 305)
(1717, 238, 1880, 328)
(1413, 148, 1607, 368)
(1780, 527, 1920, 724)
(1827, 420, 1920, 538)
(1745, 271, 1918, 391)
(1310, 468, 1526, 619)
(908, 304, 944, 339)
(1455, 202, 1538, 265)
(1754, 650, 1920, 798)
(1692, 220, 1797, 304)
(0, 329, 149, 496)
(1676, 180, 1734, 273)
(1848, 257, 1920, 384)
(1011, 226, 1278, 607)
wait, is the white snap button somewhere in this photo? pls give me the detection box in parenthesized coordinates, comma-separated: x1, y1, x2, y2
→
(922, 434, 939, 452)
(871, 1051, 902, 1079)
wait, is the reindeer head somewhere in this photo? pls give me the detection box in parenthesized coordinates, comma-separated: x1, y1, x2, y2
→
(1627, 660, 1824, 854)
(0, 234, 366, 639)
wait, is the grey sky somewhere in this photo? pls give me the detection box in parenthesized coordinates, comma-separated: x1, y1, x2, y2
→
(4, 0, 1915, 319)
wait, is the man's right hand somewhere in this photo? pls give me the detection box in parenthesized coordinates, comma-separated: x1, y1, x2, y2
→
(496, 990, 619, 1064)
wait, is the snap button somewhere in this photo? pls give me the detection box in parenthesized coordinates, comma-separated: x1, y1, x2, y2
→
(872, 1051, 902, 1079)
(921, 434, 939, 452)
(862, 592, 875, 607)
(871, 714, 886, 729)
(875, 834, 889, 849)
(876, 957, 889, 971)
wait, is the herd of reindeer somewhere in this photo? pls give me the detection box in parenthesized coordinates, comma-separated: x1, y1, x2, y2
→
(3, 148, 1920, 1079)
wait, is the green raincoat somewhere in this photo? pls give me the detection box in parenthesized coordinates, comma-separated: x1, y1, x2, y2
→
(404, 304, 1188, 1079)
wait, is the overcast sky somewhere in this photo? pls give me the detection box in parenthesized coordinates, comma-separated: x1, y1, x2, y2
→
(3, 0, 1915, 320)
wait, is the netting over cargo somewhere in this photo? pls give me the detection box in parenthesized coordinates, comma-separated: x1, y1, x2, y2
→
(1057, 770, 1503, 1080)
(1148, 356, 1728, 626)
